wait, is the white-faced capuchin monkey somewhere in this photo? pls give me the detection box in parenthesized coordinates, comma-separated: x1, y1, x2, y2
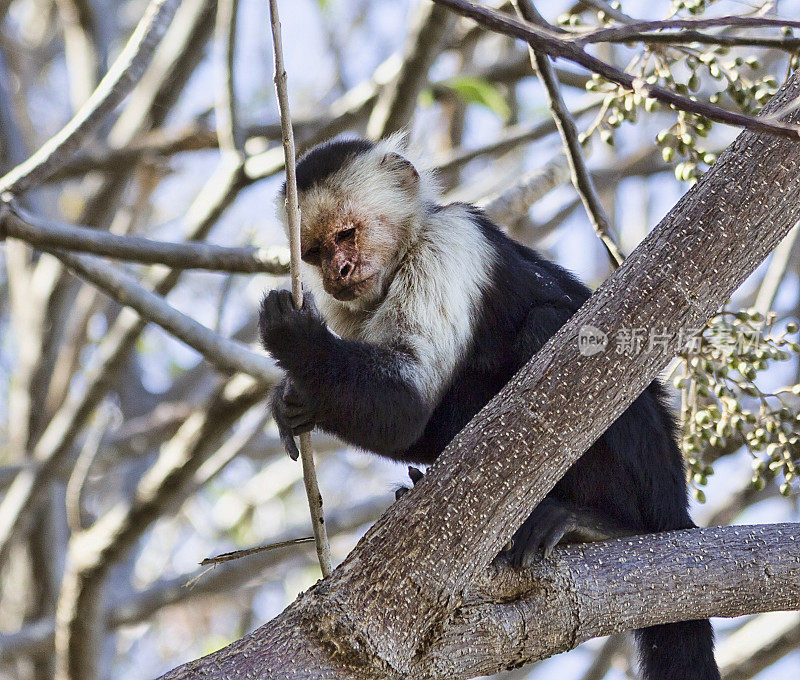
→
(258, 136, 720, 680)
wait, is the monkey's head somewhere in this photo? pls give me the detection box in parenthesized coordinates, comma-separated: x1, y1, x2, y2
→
(277, 137, 433, 308)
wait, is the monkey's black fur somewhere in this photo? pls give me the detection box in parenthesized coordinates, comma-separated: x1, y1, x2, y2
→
(260, 153, 719, 680)
(289, 138, 375, 194)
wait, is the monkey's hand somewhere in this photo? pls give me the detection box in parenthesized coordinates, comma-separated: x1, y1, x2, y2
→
(271, 377, 318, 460)
(259, 289, 326, 366)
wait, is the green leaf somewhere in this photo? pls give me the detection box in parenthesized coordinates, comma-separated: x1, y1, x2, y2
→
(443, 76, 511, 120)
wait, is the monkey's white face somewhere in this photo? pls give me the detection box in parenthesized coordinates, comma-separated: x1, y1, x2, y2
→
(298, 211, 386, 304)
(291, 150, 421, 310)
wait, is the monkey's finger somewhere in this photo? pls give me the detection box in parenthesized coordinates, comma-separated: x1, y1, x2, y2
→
(395, 485, 411, 501)
(261, 290, 282, 322)
(275, 418, 300, 460)
(277, 289, 295, 315)
(284, 402, 309, 418)
(287, 411, 314, 429)
(271, 387, 299, 460)
(290, 421, 314, 436)
(283, 385, 306, 408)
(276, 421, 300, 460)
(408, 466, 424, 485)
(302, 292, 320, 316)
(541, 518, 577, 560)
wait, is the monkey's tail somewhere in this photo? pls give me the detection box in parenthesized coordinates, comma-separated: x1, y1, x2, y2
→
(635, 619, 720, 680)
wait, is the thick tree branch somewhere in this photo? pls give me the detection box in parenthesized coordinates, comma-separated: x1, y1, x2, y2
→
(410, 524, 800, 679)
(158, 525, 800, 680)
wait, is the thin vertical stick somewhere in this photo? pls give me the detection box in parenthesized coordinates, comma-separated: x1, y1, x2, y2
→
(268, 0, 332, 578)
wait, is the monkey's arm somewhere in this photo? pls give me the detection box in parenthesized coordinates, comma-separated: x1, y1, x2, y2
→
(260, 290, 432, 457)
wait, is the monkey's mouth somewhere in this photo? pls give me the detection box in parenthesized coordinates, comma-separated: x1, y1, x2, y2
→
(329, 273, 378, 301)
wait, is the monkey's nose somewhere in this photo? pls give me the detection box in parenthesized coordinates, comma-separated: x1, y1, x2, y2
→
(339, 262, 353, 278)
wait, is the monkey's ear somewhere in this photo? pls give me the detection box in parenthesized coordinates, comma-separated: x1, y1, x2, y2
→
(381, 152, 419, 193)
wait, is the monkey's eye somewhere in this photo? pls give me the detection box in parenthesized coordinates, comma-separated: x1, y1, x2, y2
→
(302, 246, 321, 265)
(336, 227, 356, 243)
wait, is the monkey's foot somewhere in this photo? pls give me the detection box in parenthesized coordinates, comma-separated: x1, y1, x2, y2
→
(499, 497, 628, 568)
(394, 466, 424, 500)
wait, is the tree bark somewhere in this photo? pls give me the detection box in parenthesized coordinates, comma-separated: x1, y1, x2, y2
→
(159, 71, 800, 679)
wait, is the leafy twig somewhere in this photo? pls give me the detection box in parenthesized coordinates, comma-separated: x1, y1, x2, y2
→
(430, 0, 800, 139)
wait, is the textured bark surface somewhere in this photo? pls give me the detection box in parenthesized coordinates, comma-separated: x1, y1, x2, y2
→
(159, 72, 800, 679)
(413, 524, 800, 679)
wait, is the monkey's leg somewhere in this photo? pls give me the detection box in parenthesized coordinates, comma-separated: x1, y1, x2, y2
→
(502, 496, 632, 567)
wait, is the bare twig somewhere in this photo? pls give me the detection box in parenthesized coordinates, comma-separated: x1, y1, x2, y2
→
(2, 203, 290, 274)
(430, 0, 800, 139)
(55, 0, 105, 109)
(64, 404, 113, 532)
(575, 0, 635, 24)
(514, 0, 624, 268)
(5, 2, 218, 465)
(583, 31, 800, 51)
(0, 0, 182, 196)
(578, 634, 629, 680)
(54, 375, 266, 680)
(268, 0, 332, 579)
(576, 16, 800, 46)
(431, 98, 600, 174)
(479, 153, 572, 223)
(719, 611, 800, 680)
(200, 537, 315, 566)
(0, 52, 248, 581)
(46, 118, 334, 181)
(0, 496, 389, 663)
